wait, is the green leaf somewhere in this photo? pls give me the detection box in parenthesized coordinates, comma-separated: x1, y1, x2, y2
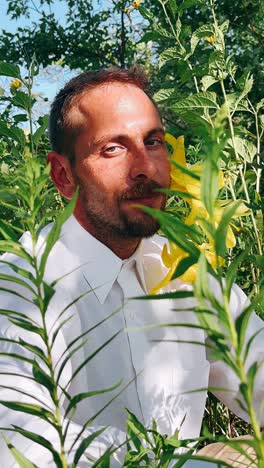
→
(170, 160, 200, 181)
(0, 121, 25, 144)
(138, 207, 201, 258)
(56, 337, 90, 385)
(65, 380, 122, 417)
(153, 88, 177, 103)
(0, 308, 34, 322)
(32, 115, 49, 147)
(9, 317, 45, 339)
(159, 188, 196, 199)
(159, 47, 185, 68)
(190, 24, 215, 55)
(132, 290, 194, 300)
(11, 426, 63, 468)
(176, 110, 213, 131)
(153, 22, 174, 39)
(235, 306, 254, 358)
(0, 240, 33, 264)
(215, 200, 243, 256)
(18, 338, 49, 365)
(172, 256, 197, 280)
(225, 247, 250, 299)
(138, 5, 155, 22)
(256, 97, 264, 112)
(0, 401, 55, 424)
(229, 137, 257, 163)
(126, 408, 151, 445)
(13, 113, 28, 123)
(72, 427, 107, 467)
(32, 361, 55, 398)
(69, 374, 140, 453)
(51, 315, 74, 348)
(0, 272, 36, 295)
(247, 361, 259, 397)
(167, 0, 178, 16)
(201, 75, 218, 91)
(38, 191, 78, 281)
(178, 0, 202, 11)
(42, 281, 55, 313)
(0, 219, 17, 241)
(201, 157, 219, 219)
(244, 328, 264, 364)
(66, 330, 122, 388)
(219, 20, 229, 34)
(11, 91, 31, 112)
(237, 71, 254, 97)
(170, 92, 219, 113)
(2, 436, 37, 468)
(194, 253, 211, 302)
(137, 31, 161, 44)
(0, 62, 21, 79)
(0, 259, 36, 284)
(208, 50, 226, 78)
(253, 255, 264, 271)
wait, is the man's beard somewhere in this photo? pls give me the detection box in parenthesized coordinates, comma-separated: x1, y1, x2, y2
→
(80, 180, 167, 240)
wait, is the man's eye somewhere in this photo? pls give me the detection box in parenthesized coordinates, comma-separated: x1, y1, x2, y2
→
(146, 138, 163, 147)
(103, 145, 124, 157)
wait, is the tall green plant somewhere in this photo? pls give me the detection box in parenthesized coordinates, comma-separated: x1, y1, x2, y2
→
(0, 62, 128, 467)
(137, 0, 263, 298)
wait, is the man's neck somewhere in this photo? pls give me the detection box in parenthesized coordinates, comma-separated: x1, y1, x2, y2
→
(74, 212, 141, 260)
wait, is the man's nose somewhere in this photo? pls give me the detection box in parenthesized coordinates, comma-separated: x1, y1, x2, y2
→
(129, 145, 157, 181)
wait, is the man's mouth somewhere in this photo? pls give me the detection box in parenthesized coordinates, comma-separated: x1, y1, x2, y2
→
(122, 193, 163, 208)
(121, 181, 164, 201)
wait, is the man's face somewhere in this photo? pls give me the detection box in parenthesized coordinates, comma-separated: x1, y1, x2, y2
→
(71, 82, 170, 239)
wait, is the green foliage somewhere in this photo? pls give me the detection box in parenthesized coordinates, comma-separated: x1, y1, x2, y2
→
(0, 0, 263, 465)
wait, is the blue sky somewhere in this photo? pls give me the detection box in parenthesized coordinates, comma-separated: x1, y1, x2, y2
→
(1, 0, 67, 32)
(1, 0, 76, 108)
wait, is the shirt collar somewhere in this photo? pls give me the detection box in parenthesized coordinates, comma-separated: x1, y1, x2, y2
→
(60, 215, 147, 304)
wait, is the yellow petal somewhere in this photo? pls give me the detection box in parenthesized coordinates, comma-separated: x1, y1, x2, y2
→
(161, 243, 172, 267)
(179, 264, 198, 283)
(165, 134, 186, 167)
(232, 202, 250, 218)
(226, 226, 236, 248)
(151, 264, 176, 294)
(218, 170, 225, 189)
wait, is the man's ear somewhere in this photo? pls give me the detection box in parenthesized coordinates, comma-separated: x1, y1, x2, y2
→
(47, 152, 76, 199)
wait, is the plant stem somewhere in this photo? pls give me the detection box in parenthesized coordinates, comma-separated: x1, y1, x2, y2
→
(31, 246, 69, 468)
(220, 79, 262, 256)
(159, 0, 199, 93)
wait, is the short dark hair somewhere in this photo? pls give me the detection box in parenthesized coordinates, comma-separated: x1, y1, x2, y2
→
(49, 66, 154, 163)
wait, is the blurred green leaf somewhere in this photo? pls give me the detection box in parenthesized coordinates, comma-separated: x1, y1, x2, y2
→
(0, 62, 21, 78)
(72, 427, 108, 467)
(215, 200, 243, 257)
(2, 436, 37, 468)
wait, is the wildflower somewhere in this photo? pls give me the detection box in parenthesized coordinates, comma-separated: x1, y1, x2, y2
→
(131, 0, 141, 8)
(151, 240, 222, 294)
(10, 79, 22, 90)
(168, 134, 248, 249)
(205, 36, 215, 44)
(152, 134, 249, 293)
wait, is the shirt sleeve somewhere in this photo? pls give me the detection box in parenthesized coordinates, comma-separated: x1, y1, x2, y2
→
(0, 259, 126, 467)
(208, 281, 264, 425)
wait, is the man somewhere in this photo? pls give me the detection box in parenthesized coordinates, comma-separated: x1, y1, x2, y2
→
(0, 67, 263, 466)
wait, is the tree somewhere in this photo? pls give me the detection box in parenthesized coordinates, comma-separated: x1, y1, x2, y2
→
(0, 0, 141, 69)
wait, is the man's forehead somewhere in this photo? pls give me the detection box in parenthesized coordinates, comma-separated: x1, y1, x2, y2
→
(67, 82, 159, 131)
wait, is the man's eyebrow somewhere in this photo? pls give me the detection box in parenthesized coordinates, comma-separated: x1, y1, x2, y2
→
(145, 127, 165, 139)
(93, 127, 165, 148)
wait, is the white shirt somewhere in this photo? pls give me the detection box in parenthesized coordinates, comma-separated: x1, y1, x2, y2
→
(0, 215, 263, 466)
